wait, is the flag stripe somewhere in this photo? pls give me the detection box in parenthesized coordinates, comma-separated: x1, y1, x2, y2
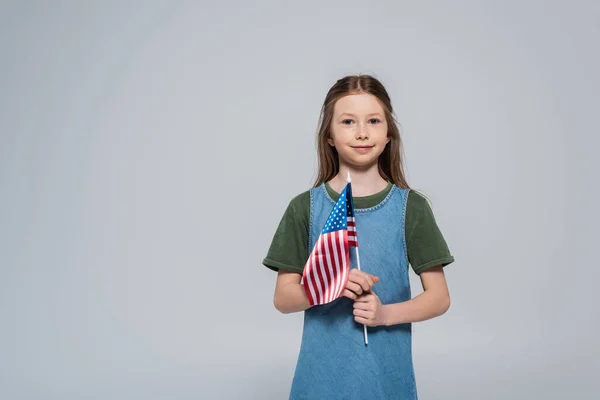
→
(310, 235, 324, 303)
(341, 231, 350, 295)
(331, 230, 343, 300)
(348, 216, 357, 247)
(336, 232, 346, 301)
(323, 233, 336, 303)
(304, 255, 317, 305)
(314, 235, 324, 303)
(322, 235, 331, 304)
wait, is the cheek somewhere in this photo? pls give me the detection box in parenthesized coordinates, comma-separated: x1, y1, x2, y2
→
(381, 125, 390, 144)
(372, 128, 389, 143)
(329, 128, 351, 144)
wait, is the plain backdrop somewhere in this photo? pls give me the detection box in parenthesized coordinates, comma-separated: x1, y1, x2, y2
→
(1, 1, 599, 399)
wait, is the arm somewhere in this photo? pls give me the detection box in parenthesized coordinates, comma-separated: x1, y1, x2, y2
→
(381, 265, 450, 326)
(273, 268, 380, 314)
(353, 266, 450, 326)
(273, 269, 311, 314)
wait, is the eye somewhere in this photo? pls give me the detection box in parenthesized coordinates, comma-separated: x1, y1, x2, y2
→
(369, 118, 382, 124)
(341, 119, 354, 125)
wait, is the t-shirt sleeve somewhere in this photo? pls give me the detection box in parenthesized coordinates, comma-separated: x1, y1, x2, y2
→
(262, 191, 310, 274)
(406, 190, 455, 275)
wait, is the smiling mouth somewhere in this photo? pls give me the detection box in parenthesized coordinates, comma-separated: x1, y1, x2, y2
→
(351, 145, 374, 153)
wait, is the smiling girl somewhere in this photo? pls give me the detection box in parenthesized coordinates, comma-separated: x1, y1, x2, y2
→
(263, 74, 455, 399)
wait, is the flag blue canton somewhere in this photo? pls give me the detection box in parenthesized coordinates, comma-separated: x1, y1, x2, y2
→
(322, 185, 355, 234)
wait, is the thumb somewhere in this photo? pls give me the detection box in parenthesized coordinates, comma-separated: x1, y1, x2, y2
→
(371, 275, 380, 283)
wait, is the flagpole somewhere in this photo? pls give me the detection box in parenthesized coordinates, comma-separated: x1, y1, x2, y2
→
(348, 172, 368, 345)
(355, 246, 368, 345)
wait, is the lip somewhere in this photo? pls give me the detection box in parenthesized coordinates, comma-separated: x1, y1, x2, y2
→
(351, 145, 374, 153)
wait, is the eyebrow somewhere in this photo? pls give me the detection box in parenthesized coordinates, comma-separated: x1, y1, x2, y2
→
(339, 112, 383, 117)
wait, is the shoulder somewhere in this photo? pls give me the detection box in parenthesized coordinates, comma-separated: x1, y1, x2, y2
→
(406, 189, 432, 220)
(262, 189, 312, 274)
(277, 189, 311, 228)
(285, 189, 311, 217)
(404, 189, 436, 241)
(391, 187, 430, 216)
(406, 189, 430, 215)
(289, 189, 310, 208)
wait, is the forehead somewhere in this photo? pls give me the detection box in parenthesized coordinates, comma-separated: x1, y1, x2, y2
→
(333, 93, 384, 115)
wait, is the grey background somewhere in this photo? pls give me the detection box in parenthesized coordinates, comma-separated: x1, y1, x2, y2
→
(1, 1, 598, 399)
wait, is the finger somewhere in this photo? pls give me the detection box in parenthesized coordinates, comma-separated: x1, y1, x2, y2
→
(349, 269, 371, 282)
(354, 316, 375, 327)
(359, 281, 370, 293)
(341, 289, 357, 300)
(354, 293, 372, 303)
(371, 275, 380, 283)
(345, 281, 363, 296)
(353, 301, 371, 310)
(356, 275, 371, 293)
(353, 308, 372, 319)
(364, 274, 374, 289)
(349, 270, 377, 292)
(349, 268, 361, 277)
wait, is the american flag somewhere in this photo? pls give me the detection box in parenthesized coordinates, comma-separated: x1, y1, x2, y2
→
(302, 182, 358, 306)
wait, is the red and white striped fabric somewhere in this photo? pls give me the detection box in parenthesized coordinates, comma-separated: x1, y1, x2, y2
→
(347, 215, 357, 247)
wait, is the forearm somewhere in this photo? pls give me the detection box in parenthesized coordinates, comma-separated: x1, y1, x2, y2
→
(274, 282, 312, 314)
(381, 290, 450, 326)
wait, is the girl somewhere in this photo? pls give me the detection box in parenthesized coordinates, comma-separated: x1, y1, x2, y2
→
(263, 74, 454, 399)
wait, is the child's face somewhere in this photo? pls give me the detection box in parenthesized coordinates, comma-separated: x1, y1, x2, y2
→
(328, 93, 390, 169)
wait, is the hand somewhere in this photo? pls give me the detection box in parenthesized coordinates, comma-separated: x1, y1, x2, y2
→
(353, 292, 386, 327)
(341, 269, 380, 300)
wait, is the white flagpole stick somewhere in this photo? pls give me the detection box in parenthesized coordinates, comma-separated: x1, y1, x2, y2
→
(355, 246, 368, 345)
(348, 172, 368, 345)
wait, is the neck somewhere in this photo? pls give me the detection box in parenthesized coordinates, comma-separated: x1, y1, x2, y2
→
(328, 163, 388, 197)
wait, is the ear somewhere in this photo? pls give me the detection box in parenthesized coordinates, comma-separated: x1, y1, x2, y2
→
(327, 137, 335, 147)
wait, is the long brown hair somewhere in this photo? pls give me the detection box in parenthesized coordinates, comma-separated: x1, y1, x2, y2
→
(312, 74, 410, 189)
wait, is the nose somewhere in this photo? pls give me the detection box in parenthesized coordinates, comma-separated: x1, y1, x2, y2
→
(355, 122, 369, 140)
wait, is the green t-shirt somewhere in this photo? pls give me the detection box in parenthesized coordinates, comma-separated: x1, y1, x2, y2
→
(263, 181, 455, 275)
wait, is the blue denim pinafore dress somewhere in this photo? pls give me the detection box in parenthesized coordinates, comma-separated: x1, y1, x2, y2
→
(289, 184, 417, 399)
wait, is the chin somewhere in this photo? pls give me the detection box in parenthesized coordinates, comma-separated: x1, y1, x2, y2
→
(342, 158, 379, 170)
(337, 148, 384, 169)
